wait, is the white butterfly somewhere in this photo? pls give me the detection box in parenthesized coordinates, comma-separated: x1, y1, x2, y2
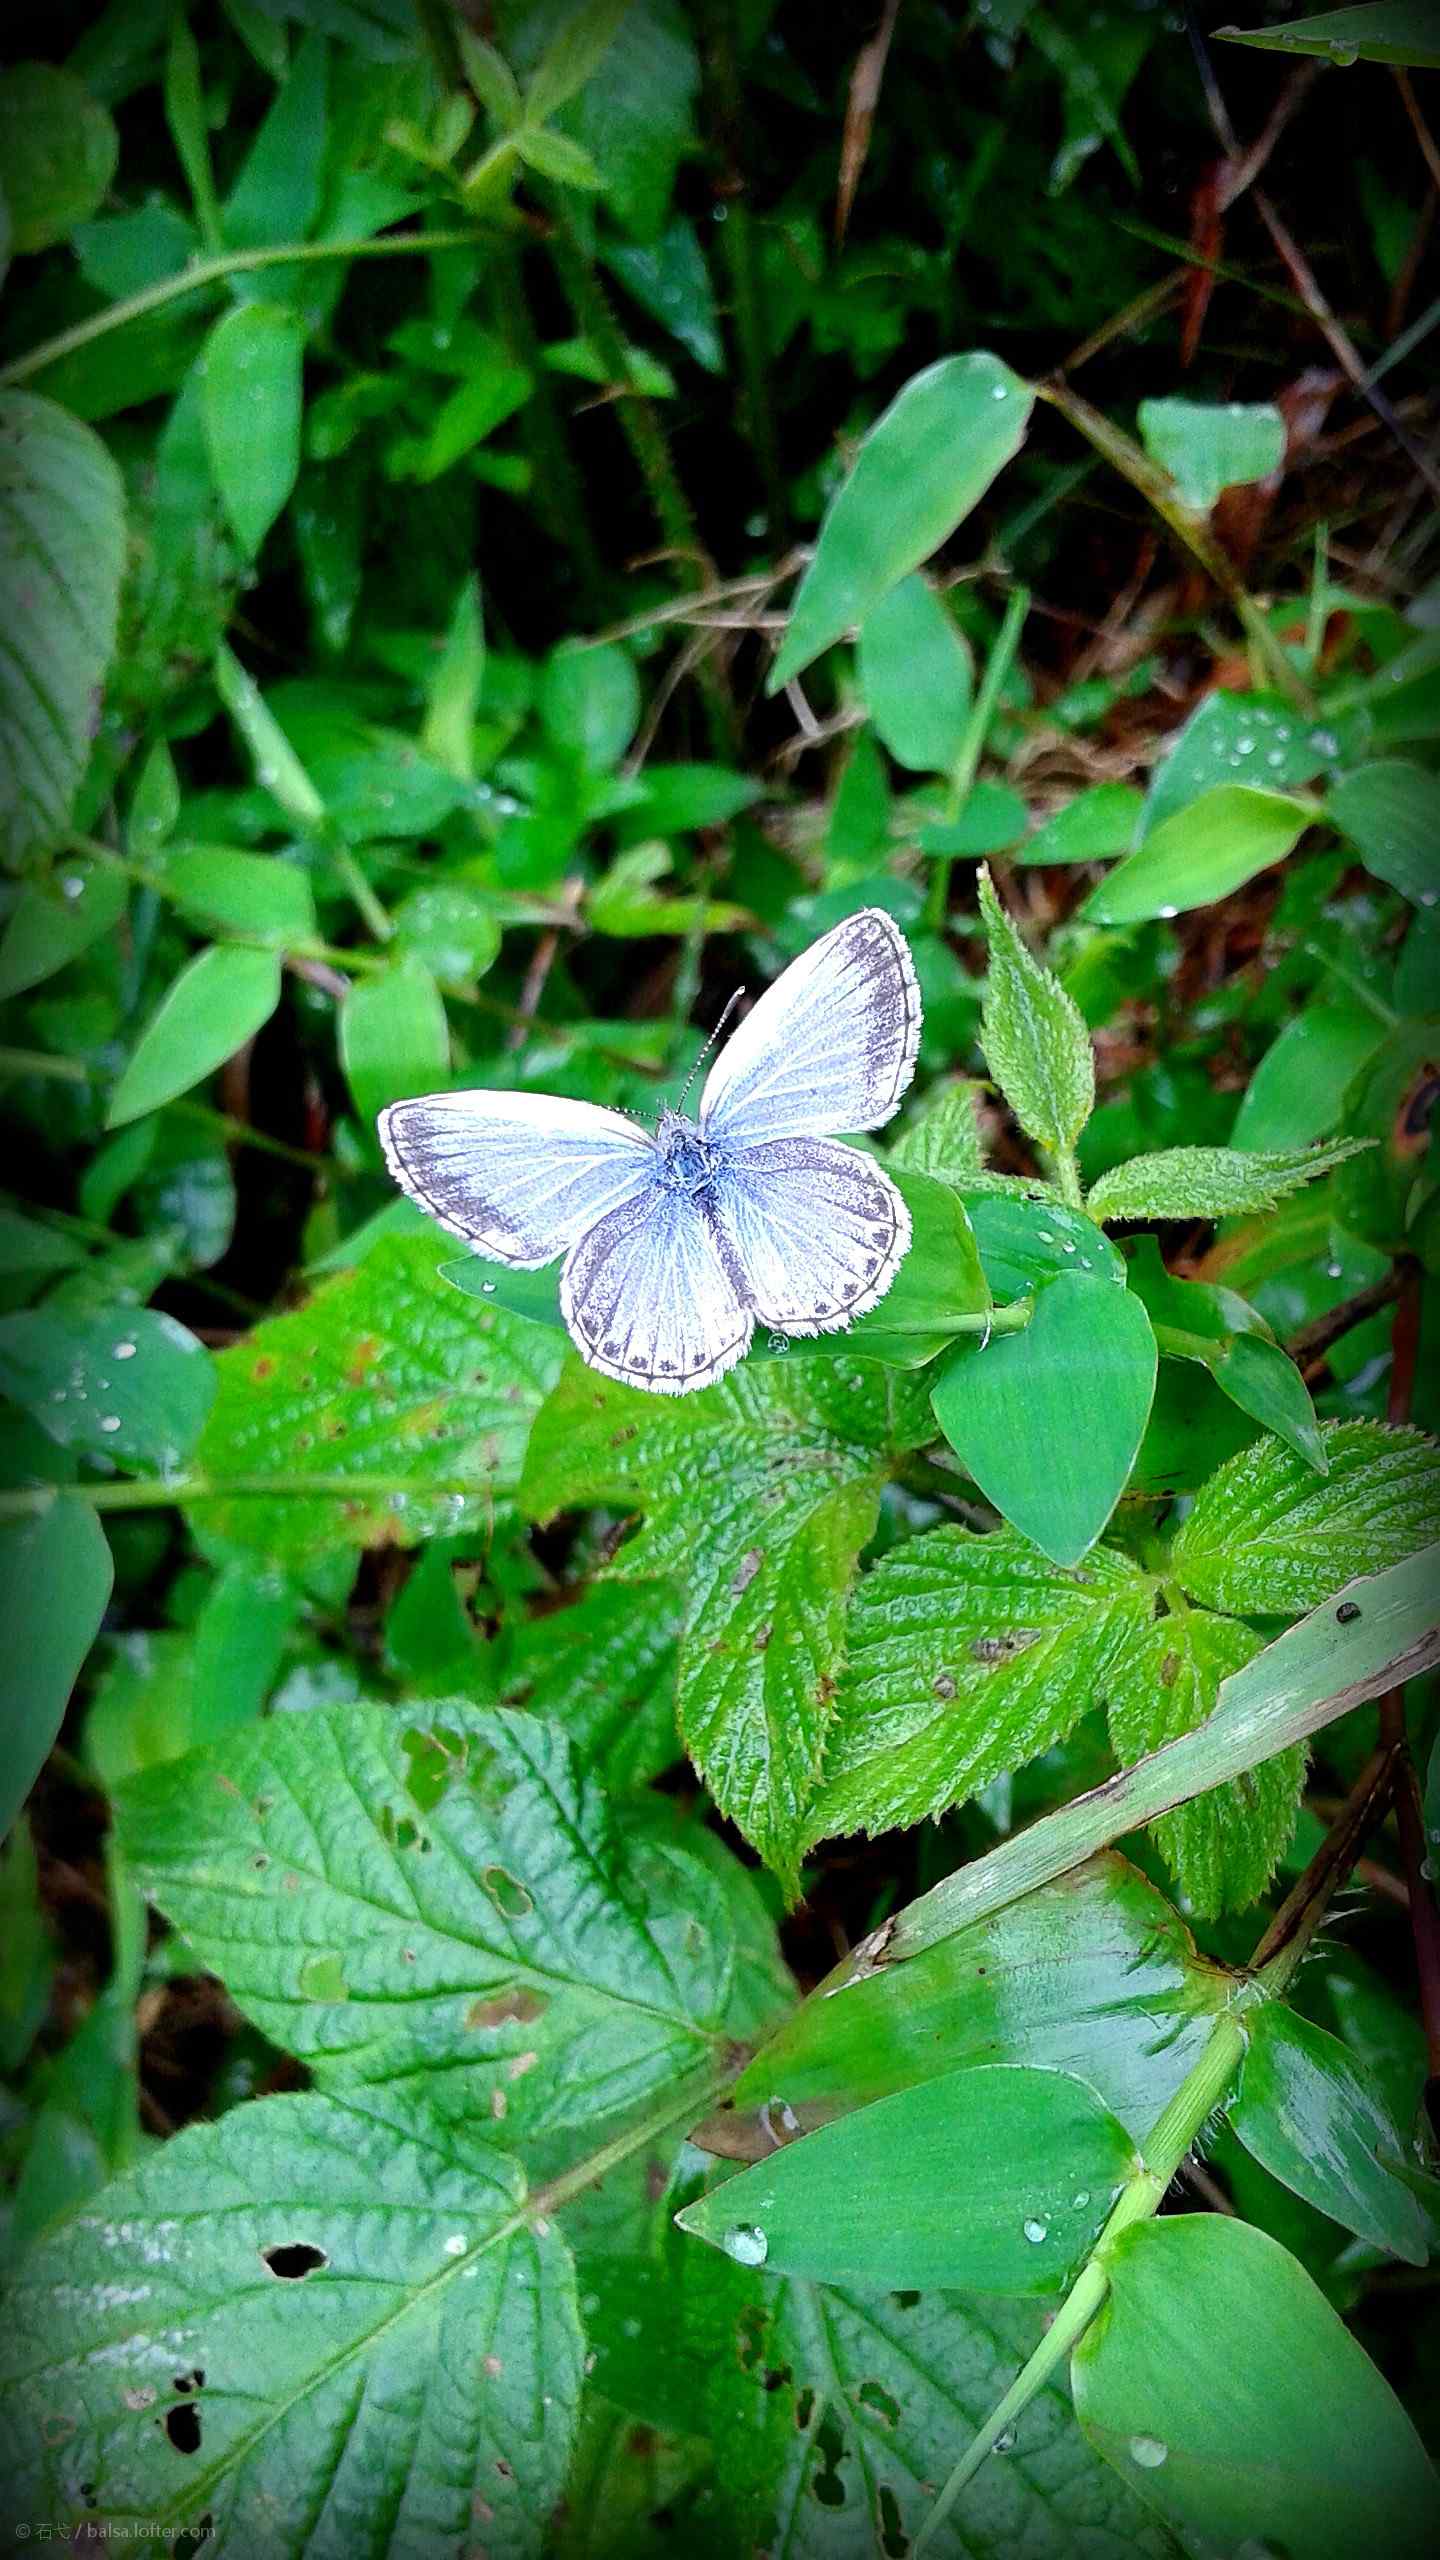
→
(379, 908, 922, 1395)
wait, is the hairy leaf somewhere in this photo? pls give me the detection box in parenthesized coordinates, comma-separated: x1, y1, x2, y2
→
(0, 2086, 583, 2552)
(1088, 1137, 1366, 1223)
(0, 391, 126, 866)
(889, 1077, 987, 1182)
(808, 1525, 1153, 1841)
(1172, 1421, 1440, 1612)
(978, 867, 1095, 1155)
(523, 1360, 932, 1883)
(117, 1700, 762, 2136)
(1104, 1608, 1301, 1914)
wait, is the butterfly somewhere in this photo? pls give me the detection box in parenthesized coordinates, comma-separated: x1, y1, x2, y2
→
(379, 907, 922, 1395)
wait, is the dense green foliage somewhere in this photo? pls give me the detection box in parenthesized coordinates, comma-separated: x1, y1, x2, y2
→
(2, 0, 1440, 2552)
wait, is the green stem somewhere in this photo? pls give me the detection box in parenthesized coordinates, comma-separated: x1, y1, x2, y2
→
(924, 585, 1030, 932)
(1150, 1319, 1223, 1364)
(0, 1471, 501, 1523)
(1051, 1148, 1084, 1209)
(1036, 380, 1313, 711)
(490, 239, 605, 601)
(0, 229, 485, 389)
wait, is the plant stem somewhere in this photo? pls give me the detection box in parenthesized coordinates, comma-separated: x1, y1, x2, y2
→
(0, 230, 485, 389)
(1051, 1149, 1084, 1208)
(1035, 379, 1313, 710)
(924, 585, 1030, 932)
(0, 1471, 498, 1522)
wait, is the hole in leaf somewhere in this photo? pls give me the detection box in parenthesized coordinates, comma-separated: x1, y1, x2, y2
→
(172, 2369, 204, 2394)
(164, 2403, 202, 2455)
(860, 2380, 900, 2428)
(878, 2483, 910, 2556)
(795, 2387, 815, 2431)
(481, 1866, 533, 1919)
(261, 2241, 328, 2280)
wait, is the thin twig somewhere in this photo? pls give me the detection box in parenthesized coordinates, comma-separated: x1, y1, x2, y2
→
(1284, 1266, 1404, 1368)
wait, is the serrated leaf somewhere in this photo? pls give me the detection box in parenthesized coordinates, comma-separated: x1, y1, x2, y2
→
(0, 391, 126, 867)
(692, 2259, 1188, 2560)
(978, 867, 1094, 1155)
(1173, 1421, 1440, 1612)
(117, 1700, 756, 2135)
(106, 944, 283, 1127)
(1074, 2217, 1438, 2554)
(1088, 1136, 1365, 1223)
(0, 2085, 583, 2551)
(1232, 2003, 1428, 2261)
(890, 1078, 986, 1181)
(1105, 1607, 1301, 1914)
(491, 1581, 682, 1791)
(808, 1525, 1153, 1842)
(679, 2064, 1133, 2293)
(771, 354, 1033, 689)
(522, 1361, 932, 1884)
(189, 1232, 563, 1561)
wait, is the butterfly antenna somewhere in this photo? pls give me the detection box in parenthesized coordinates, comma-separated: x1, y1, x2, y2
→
(679, 984, 746, 1112)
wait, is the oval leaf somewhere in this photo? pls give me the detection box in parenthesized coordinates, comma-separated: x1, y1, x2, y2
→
(340, 959, 450, 1128)
(678, 2063, 1134, 2293)
(931, 1272, 1157, 1564)
(1329, 759, 1440, 908)
(0, 391, 126, 867)
(1231, 2001, 1428, 2261)
(202, 299, 306, 556)
(0, 1497, 112, 1839)
(0, 1305, 215, 1475)
(106, 943, 283, 1127)
(856, 573, 973, 774)
(1083, 784, 1311, 924)
(771, 352, 1033, 689)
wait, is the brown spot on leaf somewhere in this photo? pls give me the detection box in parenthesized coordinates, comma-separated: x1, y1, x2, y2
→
(933, 1673, 957, 1700)
(465, 1988, 548, 2031)
(1160, 1649, 1181, 1686)
(731, 1547, 764, 1595)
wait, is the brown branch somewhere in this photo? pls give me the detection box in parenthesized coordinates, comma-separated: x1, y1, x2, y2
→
(1284, 1266, 1404, 1369)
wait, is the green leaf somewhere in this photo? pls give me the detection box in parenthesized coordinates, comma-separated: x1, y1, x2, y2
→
(458, 27, 523, 127)
(918, 776, 1029, 858)
(1329, 758, 1440, 907)
(1173, 1421, 1440, 1612)
(679, 2064, 1133, 2292)
(1136, 397, 1285, 510)
(489, 1581, 681, 1791)
(393, 884, 501, 983)
(202, 301, 306, 556)
(963, 1190, 1126, 1295)
(1214, 1329, 1327, 1474)
(1230, 1002, 1386, 1150)
(931, 1273, 1157, 1566)
(1082, 784, 1312, 924)
(214, 641, 327, 829)
(1088, 1136, 1365, 1222)
(0, 2086, 583, 2548)
(1074, 2216, 1438, 2553)
(1105, 1608, 1301, 1914)
(1232, 2003, 1428, 2261)
(695, 2260, 1186, 2560)
(0, 860, 127, 1000)
(163, 844, 317, 942)
(0, 1304, 215, 1475)
(1125, 1235, 1325, 1474)
(222, 29, 329, 267)
(1143, 692, 1344, 832)
(514, 123, 605, 187)
(1016, 782, 1143, 865)
(106, 943, 283, 1127)
(560, 0, 699, 241)
(340, 960, 450, 1127)
(0, 61, 118, 253)
(809, 1524, 1153, 1841)
(856, 574, 973, 774)
(420, 574, 485, 778)
(0, 391, 126, 866)
(0, 1497, 112, 1838)
(977, 867, 1095, 1156)
(539, 642, 640, 768)
(191, 1231, 563, 1562)
(527, 0, 631, 120)
(771, 353, 1034, 689)
(889, 1078, 986, 1182)
(1216, 5, 1440, 68)
(735, 1850, 1225, 2138)
(604, 219, 723, 372)
(117, 1700, 757, 2131)
(523, 1360, 932, 1884)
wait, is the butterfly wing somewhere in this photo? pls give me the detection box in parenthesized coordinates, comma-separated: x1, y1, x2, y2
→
(699, 908, 920, 1149)
(560, 1179, 753, 1394)
(379, 1090, 653, 1268)
(709, 1137, 910, 1335)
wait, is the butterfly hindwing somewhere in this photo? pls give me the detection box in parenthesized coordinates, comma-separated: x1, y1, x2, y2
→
(709, 1137, 911, 1335)
(699, 908, 920, 1151)
(560, 1179, 754, 1394)
(378, 1091, 652, 1268)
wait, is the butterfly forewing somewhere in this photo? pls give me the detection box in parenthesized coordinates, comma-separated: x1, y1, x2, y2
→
(699, 908, 920, 1150)
(560, 1182, 754, 1394)
(378, 1091, 652, 1268)
(709, 1137, 911, 1335)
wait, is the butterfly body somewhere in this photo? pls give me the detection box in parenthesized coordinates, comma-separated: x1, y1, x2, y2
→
(380, 908, 922, 1394)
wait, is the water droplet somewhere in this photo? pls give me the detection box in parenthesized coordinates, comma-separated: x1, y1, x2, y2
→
(61, 873, 85, 900)
(1158, 903, 1179, 918)
(767, 1332, 790, 1354)
(112, 1340, 137, 1360)
(991, 382, 1009, 399)
(1022, 2217, 1048, 2245)
(50, 1387, 67, 1404)
(1129, 2435, 1168, 2468)
(1061, 1239, 1077, 1254)
(1072, 2190, 1090, 2208)
(99, 1415, 122, 1434)
(443, 2234, 467, 2256)
(995, 2427, 1017, 2453)
(1236, 736, 1256, 755)
(722, 2224, 769, 2266)
(1266, 748, 1285, 768)
(480, 1281, 496, 1295)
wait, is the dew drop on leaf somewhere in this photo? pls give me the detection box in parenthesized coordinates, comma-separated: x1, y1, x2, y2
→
(1022, 2217, 1048, 2245)
(1129, 2435, 1168, 2468)
(723, 2223, 769, 2266)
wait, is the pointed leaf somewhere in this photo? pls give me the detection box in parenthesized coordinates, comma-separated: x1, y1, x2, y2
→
(1173, 1420, 1440, 1611)
(1329, 758, 1440, 908)
(856, 574, 972, 774)
(1088, 1136, 1365, 1223)
(0, 1497, 112, 1838)
(202, 301, 306, 556)
(931, 1273, 1156, 1565)
(0, 391, 126, 866)
(1216, 7, 1440, 69)
(1233, 2003, 1428, 2261)
(978, 868, 1094, 1155)
(106, 944, 283, 1126)
(771, 354, 1033, 689)
(1082, 784, 1311, 925)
